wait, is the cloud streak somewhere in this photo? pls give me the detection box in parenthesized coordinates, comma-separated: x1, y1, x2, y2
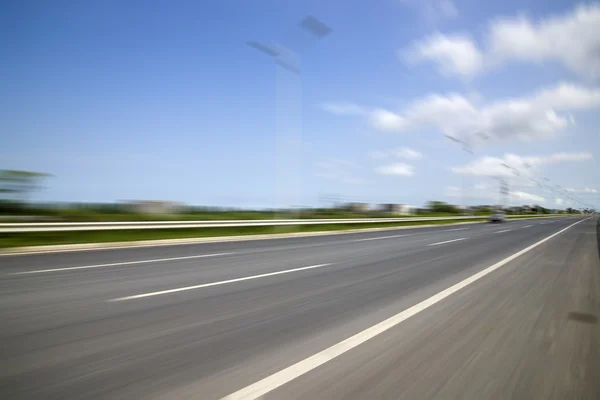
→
(404, 3, 600, 79)
(324, 83, 600, 142)
(369, 147, 423, 160)
(376, 163, 414, 176)
(566, 187, 598, 193)
(445, 185, 546, 203)
(450, 151, 593, 177)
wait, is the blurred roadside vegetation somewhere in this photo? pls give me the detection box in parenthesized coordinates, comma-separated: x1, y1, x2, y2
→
(2, 200, 559, 222)
(0, 169, 563, 222)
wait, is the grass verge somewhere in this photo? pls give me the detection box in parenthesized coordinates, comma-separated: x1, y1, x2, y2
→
(0, 215, 559, 249)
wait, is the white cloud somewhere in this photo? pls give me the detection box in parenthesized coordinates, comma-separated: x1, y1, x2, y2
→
(376, 162, 414, 176)
(445, 185, 546, 203)
(451, 151, 593, 177)
(566, 187, 598, 193)
(541, 152, 593, 163)
(511, 191, 545, 202)
(532, 83, 600, 109)
(404, 33, 483, 76)
(451, 156, 515, 177)
(327, 82, 600, 143)
(369, 147, 423, 160)
(405, 3, 600, 78)
(369, 93, 478, 134)
(369, 109, 408, 131)
(476, 102, 569, 142)
(487, 4, 600, 79)
(393, 148, 423, 160)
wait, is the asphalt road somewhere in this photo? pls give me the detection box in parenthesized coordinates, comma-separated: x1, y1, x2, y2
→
(1, 216, 598, 399)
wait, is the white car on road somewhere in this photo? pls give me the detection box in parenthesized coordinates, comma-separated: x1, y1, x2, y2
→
(489, 211, 506, 223)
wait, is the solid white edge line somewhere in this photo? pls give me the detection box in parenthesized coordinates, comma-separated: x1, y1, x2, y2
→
(427, 238, 467, 246)
(352, 234, 407, 242)
(221, 217, 590, 400)
(10, 253, 235, 275)
(108, 263, 332, 302)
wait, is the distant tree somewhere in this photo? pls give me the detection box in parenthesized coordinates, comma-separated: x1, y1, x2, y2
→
(0, 170, 51, 202)
(426, 201, 460, 214)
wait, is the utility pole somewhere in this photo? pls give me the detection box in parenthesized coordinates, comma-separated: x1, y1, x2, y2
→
(527, 178, 539, 213)
(501, 163, 520, 212)
(499, 178, 509, 210)
(248, 16, 332, 225)
(444, 132, 488, 215)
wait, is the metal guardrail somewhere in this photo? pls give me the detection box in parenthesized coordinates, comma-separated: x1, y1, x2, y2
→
(0, 215, 559, 233)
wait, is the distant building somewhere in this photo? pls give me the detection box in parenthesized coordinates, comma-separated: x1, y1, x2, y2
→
(122, 200, 184, 215)
(379, 203, 416, 215)
(345, 202, 370, 212)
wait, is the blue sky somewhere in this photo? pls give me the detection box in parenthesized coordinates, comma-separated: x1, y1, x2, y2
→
(1, 0, 598, 209)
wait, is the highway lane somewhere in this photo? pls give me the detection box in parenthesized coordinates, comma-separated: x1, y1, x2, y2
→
(0, 216, 596, 399)
(0, 216, 559, 273)
(261, 216, 600, 400)
(0, 217, 567, 332)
